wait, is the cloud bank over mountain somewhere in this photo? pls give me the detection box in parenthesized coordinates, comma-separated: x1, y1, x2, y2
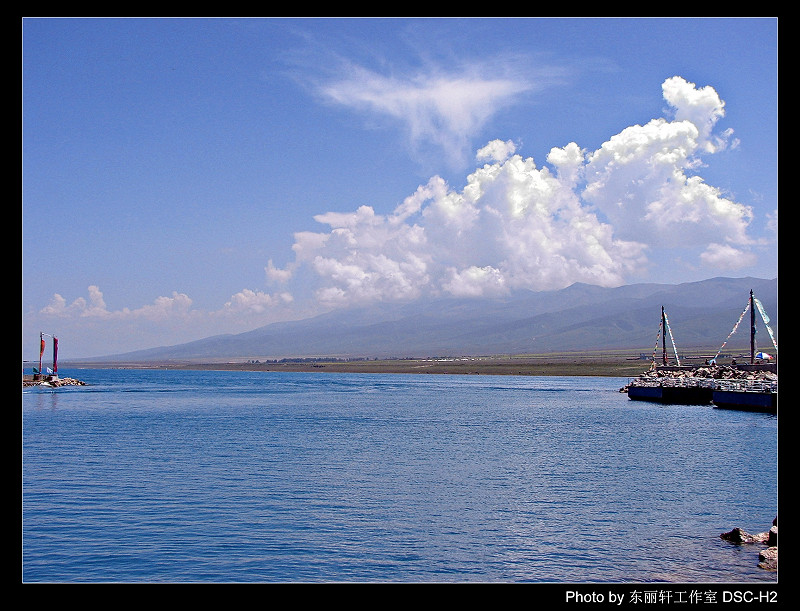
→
(268, 76, 754, 309)
(89, 276, 778, 362)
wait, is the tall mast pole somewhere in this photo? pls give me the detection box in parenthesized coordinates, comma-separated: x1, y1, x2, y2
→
(662, 306, 667, 365)
(750, 289, 756, 364)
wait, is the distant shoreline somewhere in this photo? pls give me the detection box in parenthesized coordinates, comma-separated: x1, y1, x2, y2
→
(57, 352, 717, 378)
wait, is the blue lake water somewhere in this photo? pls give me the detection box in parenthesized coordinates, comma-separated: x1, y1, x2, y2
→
(22, 368, 778, 583)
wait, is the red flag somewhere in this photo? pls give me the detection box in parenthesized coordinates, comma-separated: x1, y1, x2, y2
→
(38, 333, 45, 376)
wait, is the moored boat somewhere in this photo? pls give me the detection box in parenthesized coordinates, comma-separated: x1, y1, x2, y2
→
(625, 305, 706, 404)
(626, 290, 777, 409)
(627, 376, 715, 405)
(708, 289, 778, 413)
(712, 379, 777, 413)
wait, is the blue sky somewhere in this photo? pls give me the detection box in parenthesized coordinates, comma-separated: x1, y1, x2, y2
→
(22, 17, 778, 359)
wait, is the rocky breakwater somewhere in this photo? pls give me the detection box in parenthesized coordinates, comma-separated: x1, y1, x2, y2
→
(620, 364, 777, 397)
(639, 364, 777, 383)
(23, 375, 86, 388)
(720, 517, 778, 571)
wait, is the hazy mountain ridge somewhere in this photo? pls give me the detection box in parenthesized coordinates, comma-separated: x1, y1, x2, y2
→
(87, 277, 777, 362)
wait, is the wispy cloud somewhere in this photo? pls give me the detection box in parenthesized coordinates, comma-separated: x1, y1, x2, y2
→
(317, 60, 534, 169)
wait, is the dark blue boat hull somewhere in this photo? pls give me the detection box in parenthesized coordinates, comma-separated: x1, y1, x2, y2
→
(712, 389, 776, 413)
(627, 384, 713, 405)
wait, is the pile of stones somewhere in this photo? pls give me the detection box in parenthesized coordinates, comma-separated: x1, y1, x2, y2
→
(23, 376, 87, 387)
(720, 516, 777, 571)
(642, 365, 777, 381)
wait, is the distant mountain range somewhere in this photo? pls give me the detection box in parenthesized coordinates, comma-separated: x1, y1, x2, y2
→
(87, 276, 777, 362)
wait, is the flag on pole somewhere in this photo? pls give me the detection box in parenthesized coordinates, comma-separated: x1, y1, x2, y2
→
(39, 332, 45, 374)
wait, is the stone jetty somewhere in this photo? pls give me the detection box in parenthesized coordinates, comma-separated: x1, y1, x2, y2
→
(22, 375, 86, 388)
(636, 363, 777, 383)
(621, 364, 777, 410)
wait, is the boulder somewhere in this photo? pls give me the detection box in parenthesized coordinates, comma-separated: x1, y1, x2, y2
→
(758, 547, 777, 571)
(720, 527, 768, 544)
(768, 525, 778, 547)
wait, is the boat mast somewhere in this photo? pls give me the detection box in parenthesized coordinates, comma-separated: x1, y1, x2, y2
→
(750, 289, 756, 364)
(37, 332, 58, 376)
(662, 306, 667, 365)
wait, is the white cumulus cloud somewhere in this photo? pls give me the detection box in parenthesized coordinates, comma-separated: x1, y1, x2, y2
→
(41, 285, 195, 321)
(582, 77, 752, 248)
(218, 289, 294, 316)
(276, 147, 648, 306)
(700, 243, 757, 269)
(477, 139, 518, 164)
(270, 76, 761, 307)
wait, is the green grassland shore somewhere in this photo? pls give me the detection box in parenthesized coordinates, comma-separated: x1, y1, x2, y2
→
(65, 349, 738, 378)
